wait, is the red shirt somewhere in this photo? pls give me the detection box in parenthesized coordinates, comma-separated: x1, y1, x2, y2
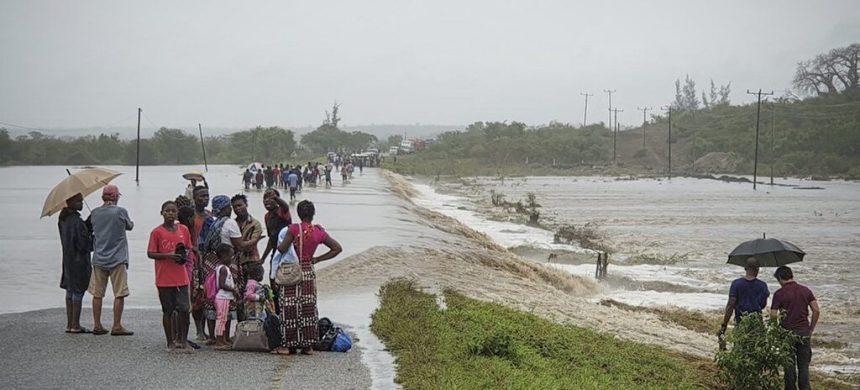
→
(771, 281, 816, 334)
(148, 224, 192, 287)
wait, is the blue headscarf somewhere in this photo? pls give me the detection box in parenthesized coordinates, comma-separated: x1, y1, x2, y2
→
(211, 195, 231, 216)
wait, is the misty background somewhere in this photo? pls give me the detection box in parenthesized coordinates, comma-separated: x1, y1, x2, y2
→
(1, 0, 858, 139)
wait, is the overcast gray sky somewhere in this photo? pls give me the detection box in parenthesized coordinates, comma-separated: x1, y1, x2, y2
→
(1, 0, 858, 134)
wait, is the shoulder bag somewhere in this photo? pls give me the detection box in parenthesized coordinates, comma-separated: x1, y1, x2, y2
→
(274, 224, 303, 286)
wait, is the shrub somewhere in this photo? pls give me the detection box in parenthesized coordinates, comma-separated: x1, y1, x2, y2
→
(715, 313, 799, 390)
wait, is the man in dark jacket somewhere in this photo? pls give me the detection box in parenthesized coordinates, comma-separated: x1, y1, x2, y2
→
(58, 193, 93, 333)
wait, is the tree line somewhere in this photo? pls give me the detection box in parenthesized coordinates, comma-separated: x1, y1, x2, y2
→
(0, 103, 380, 166)
(0, 126, 298, 165)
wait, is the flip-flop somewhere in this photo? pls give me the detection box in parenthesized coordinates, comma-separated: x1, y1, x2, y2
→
(92, 328, 109, 335)
(68, 327, 92, 334)
(110, 329, 134, 336)
(187, 340, 201, 350)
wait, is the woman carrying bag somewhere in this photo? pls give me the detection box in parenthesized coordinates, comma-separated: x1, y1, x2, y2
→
(271, 200, 342, 356)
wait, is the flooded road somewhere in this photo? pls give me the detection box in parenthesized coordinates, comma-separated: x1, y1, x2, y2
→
(0, 165, 447, 390)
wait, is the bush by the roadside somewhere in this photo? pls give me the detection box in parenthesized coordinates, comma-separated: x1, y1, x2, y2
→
(371, 279, 719, 389)
(715, 313, 798, 390)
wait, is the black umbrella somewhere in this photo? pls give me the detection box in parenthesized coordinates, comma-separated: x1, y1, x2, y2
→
(728, 235, 805, 267)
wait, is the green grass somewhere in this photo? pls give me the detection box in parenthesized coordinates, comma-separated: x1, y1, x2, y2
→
(370, 279, 720, 389)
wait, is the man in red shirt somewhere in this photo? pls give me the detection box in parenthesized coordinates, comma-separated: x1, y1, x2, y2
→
(147, 201, 193, 353)
(770, 266, 820, 390)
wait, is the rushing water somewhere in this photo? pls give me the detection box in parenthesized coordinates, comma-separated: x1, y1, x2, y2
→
(413, 175, 860, 372)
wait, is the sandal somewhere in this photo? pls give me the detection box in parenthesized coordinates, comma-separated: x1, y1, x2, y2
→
(92, 328, 109, 335)
(110, 328, 134, 336)
(68, 327, 92, 334)
(270, 348, 291, 355)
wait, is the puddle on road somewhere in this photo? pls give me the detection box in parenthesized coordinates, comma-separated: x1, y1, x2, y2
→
(319, 293, 401, 390)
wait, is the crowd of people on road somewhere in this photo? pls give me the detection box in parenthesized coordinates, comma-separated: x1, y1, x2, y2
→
(57, 166, 345, 355)
(242, 154, 368, 192)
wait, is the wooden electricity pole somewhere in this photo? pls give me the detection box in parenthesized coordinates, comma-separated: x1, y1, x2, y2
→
(611, 108, 623, 164)
(135, 108, 141, 184)
(637, 106, 652, 147)
(662, 106, 672, 179)
(580, 92, 593, 126)
(746, 89, 774, 190)
(603, 89, 616, 130)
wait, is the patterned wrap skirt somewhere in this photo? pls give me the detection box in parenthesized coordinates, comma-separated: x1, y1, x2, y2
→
(278, 266, 318, 349)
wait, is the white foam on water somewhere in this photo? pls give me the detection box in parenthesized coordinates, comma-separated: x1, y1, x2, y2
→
(605, 290, 726, 311)
(411, 183, 590, 253)
(547, 263, 725, 292)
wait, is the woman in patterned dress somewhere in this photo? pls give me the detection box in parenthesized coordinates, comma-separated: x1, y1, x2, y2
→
(272, 200, 342, 355)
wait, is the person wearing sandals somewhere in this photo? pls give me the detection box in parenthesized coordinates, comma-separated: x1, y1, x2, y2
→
(147, 201, 193, 353)
(58, 193, 93, 334)
(272, 200, 342, 355)
(88, 184, 134, 336)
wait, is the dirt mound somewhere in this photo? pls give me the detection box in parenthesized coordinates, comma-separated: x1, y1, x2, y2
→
(691, 152, 742, 173)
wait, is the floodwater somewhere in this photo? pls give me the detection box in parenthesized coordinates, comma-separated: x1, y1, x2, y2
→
(415, 175, 860, 372)
(0, 164, 447, 390)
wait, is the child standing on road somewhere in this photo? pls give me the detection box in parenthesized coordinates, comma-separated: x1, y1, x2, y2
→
(147, 201, 193, 353)
(213, 243, 240, 350)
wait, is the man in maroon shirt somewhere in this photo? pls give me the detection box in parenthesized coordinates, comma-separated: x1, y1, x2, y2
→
(770, 266, 820, 390)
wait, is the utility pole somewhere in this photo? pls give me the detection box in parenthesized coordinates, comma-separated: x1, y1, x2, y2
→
(135, 108, 141, 184)
(770, 103, 775, 186)
(199, 123, 208, 172)
(611, 108, 623, 164)
(661, 106, 672, 179)
(603, 89, 616, 130)
(746, 89, 774, 190)
(580, 92, 593, 126)
(637, 106, 652, 147)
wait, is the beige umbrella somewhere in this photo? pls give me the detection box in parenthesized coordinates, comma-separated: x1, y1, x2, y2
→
(41, 167, 122, 218)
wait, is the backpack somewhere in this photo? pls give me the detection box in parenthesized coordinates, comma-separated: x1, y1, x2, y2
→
(204, 268, 219, 302)
(201, 217, 227, 253)
(331, 328, 352, 352)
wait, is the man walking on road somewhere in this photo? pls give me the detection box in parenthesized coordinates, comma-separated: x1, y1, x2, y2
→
(719, 257, 769, 336)
(88, 185, 134, 336)
(771, 266, 820, 390)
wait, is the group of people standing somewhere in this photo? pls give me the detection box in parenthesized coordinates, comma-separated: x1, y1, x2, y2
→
(57, 179, 342, 355)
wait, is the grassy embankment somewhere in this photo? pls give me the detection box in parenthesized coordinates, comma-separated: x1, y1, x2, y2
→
(371, 279, 720, 389)
(371, 279, 857, 389)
